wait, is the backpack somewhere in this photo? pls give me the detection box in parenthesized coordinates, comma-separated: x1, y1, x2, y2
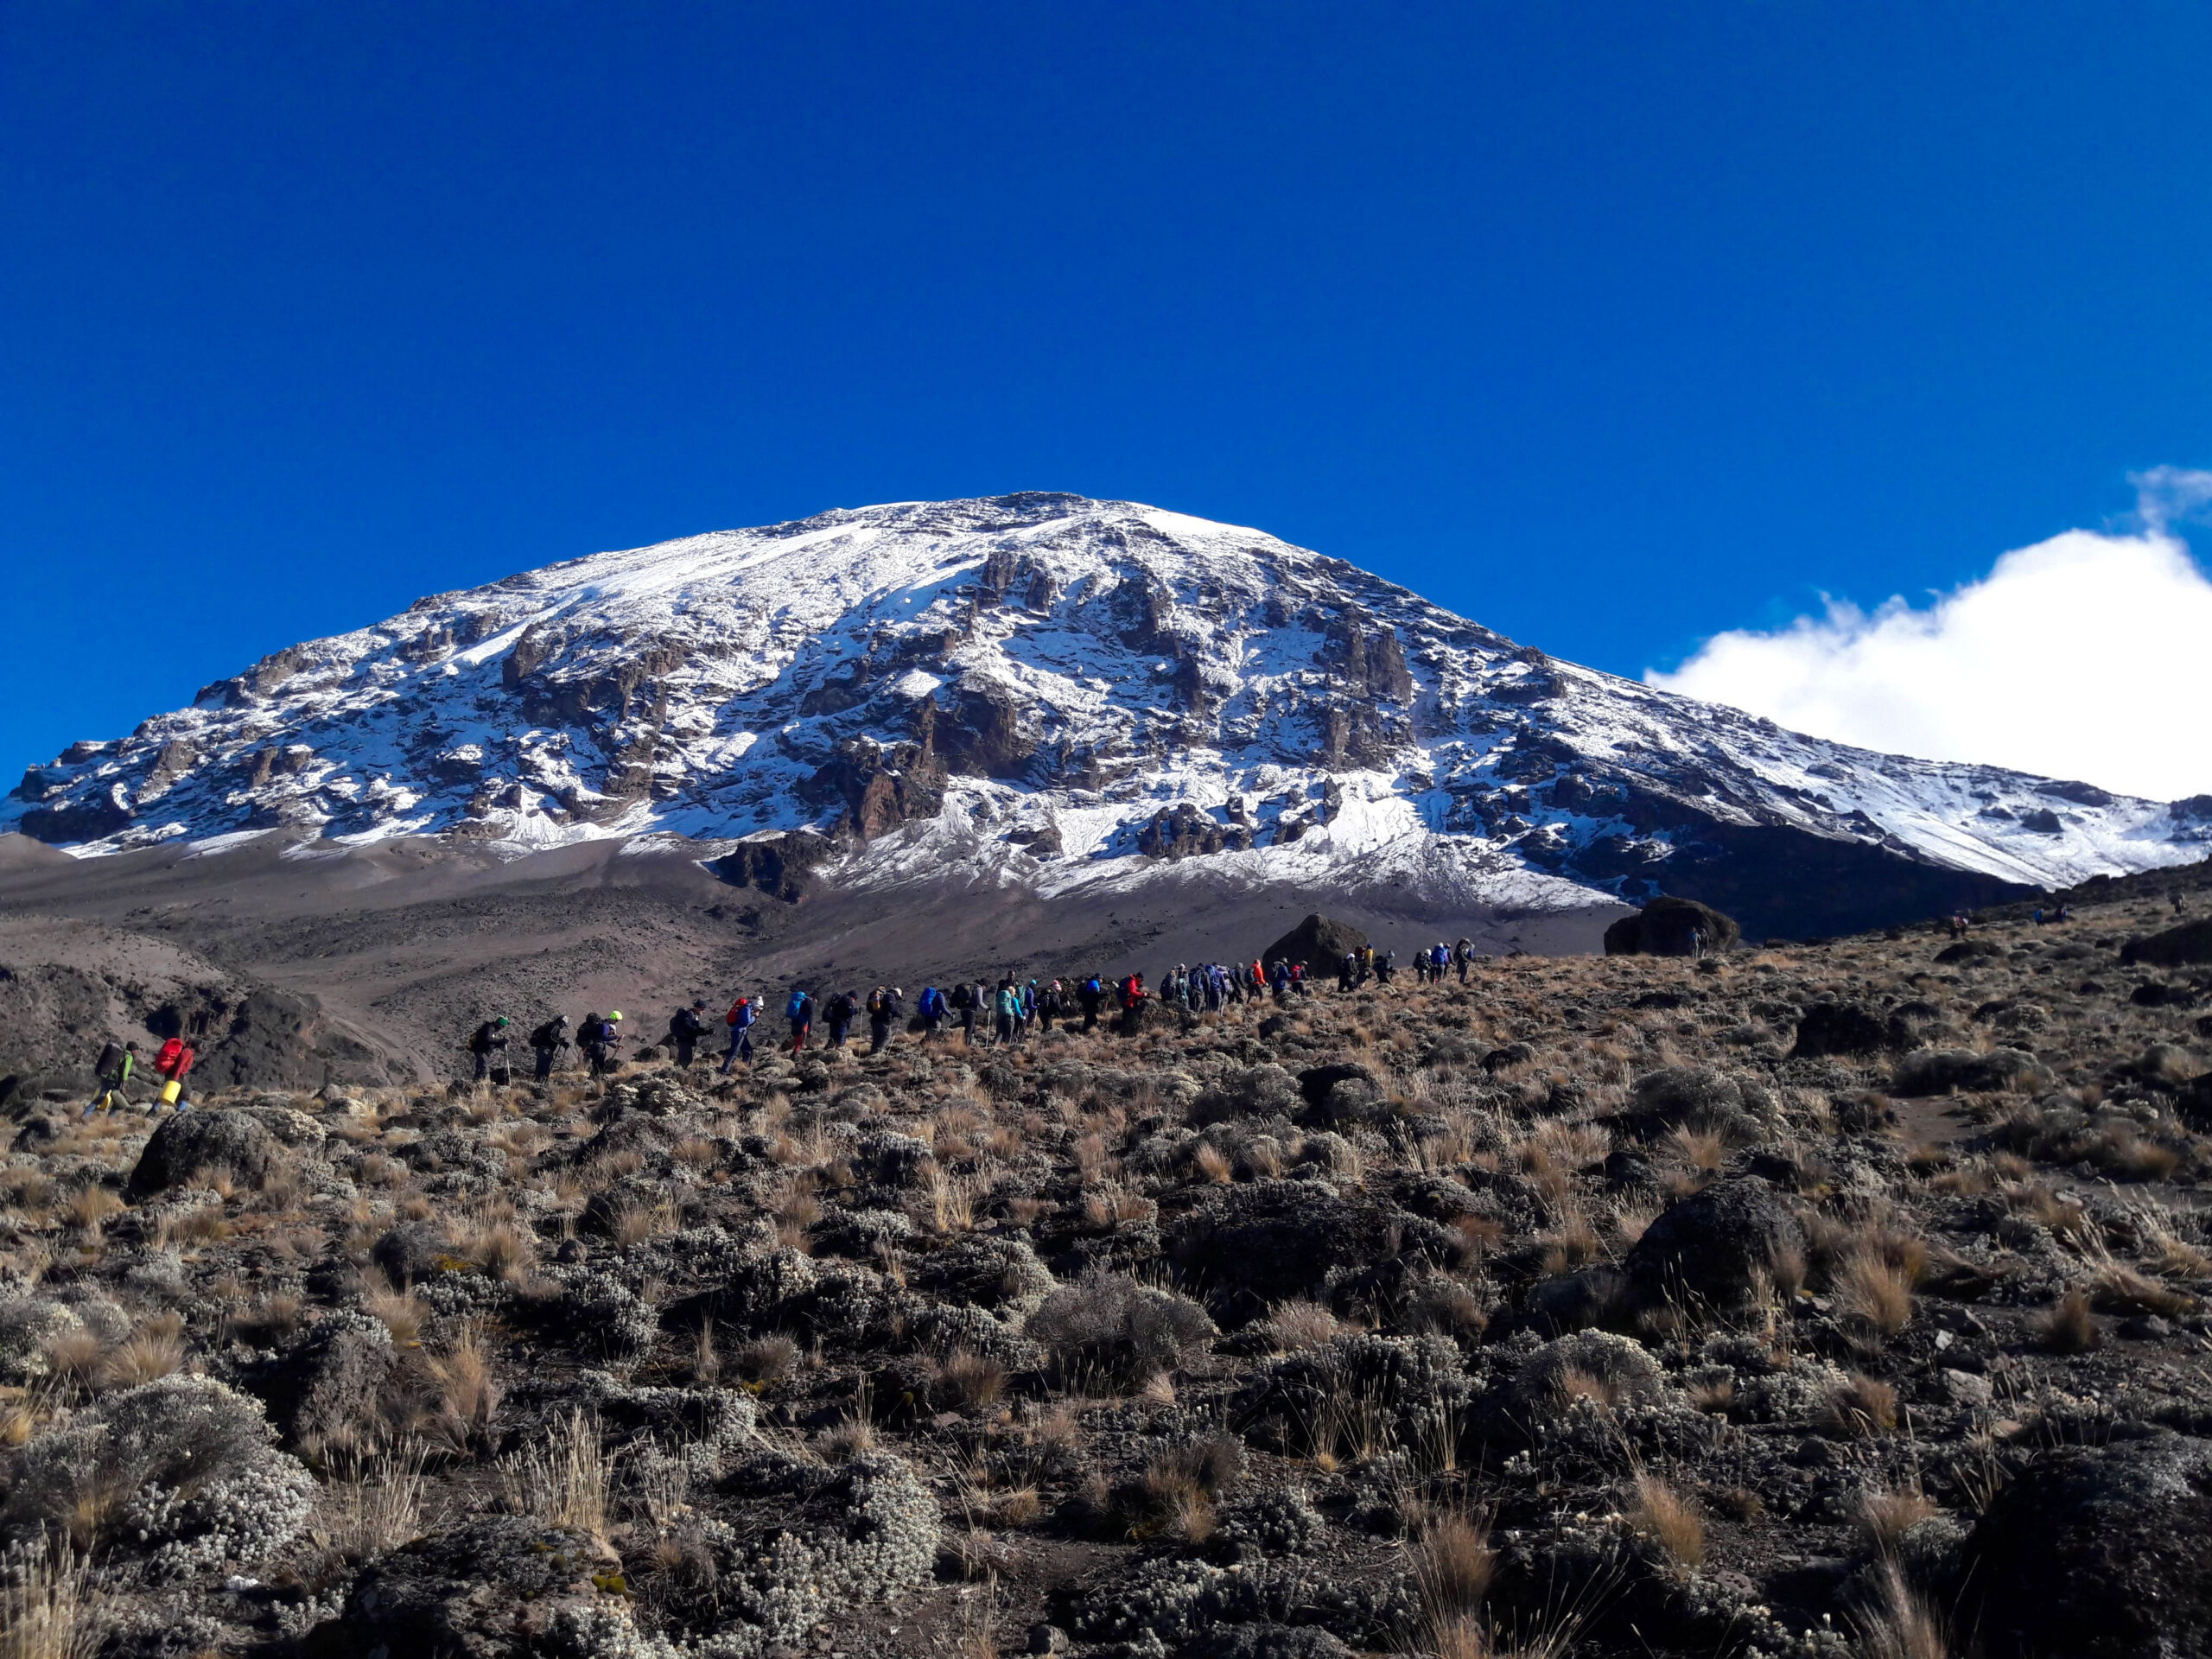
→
(1084, 976, 1102, 999)
(728, 999, 755, 1029)
(787, 990, 809, 1021)
(96, 1042, 124, 1077)
(529, 1020, 563, 1048)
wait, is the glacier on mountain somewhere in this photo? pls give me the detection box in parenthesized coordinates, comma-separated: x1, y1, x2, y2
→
(8, 493, 2207, 931)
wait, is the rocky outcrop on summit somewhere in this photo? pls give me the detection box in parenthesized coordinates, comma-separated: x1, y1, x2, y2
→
(10, 493, 2207, 941)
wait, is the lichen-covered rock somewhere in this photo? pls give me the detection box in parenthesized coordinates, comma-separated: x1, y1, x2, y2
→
(1171, 1180, 1396, 1317)
(1790, 1001, 1897, 1058)
(1623, 1176, 1803, 1316)
(1191, 1064, 1303, 1126)
(1892, 1047, 2052, 1096)
(1966, 1429, 2212, 1659)
(304, 1517, 635, 1657)
(126, 1107, 283, 1198)
(370, 1218, 454, 1286)
(249, 1308, 397, 1453)
(1615, 1066, 1773, 1143)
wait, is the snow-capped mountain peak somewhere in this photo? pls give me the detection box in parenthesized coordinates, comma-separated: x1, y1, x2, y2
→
(10, 493, 2206, 938)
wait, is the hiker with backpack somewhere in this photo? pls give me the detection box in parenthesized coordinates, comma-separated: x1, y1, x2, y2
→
(867, 986, 903, 1053)
(994, 976, 1020, 1046)
(918, 985, 948, 1041)
(786, 988, 815, 1054)
(152, 1035, 196, 1109)
(824, 989, 858, 1050)
(467, 1016, 511, 1084)
(83, 1039, 137, 1118)
(1453, 938, 1474, 983)
(667, 1001, 709, 1068)
(721, 995, 758, 1072)
(951, 982, 978, 1046)
(530, 1014, 570, 1082)
(1077, 975, 1105, 1032)
(1116, 972, 1147, 1034)
(580, 1012, 623, 1080)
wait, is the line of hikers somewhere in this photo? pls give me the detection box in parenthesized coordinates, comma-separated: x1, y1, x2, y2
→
(461, 935, 1488, 1084)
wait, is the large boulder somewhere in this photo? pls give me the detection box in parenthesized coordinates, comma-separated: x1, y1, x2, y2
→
(1262, 913, 1369, 971)
(1603, 896, 1740, 957)
(1171, 1180, 1393, 1319)
(1965, 1430, 2212, 1658)
(1891, 1047, 2051, 1097)
(1935, 938, 2005, 964)
(2121, 917, 2212, 969)
(1623, 1177, 1803, 1316)
(1295, 1062, 1386, 1125)
(1614, 1065, 1773, 1143)
(126, 1107, 283, 1199)
(304, 1517, 632, 1658)
(246, 1311, 398, 1455)
(1790, 1001, 1896, 1058)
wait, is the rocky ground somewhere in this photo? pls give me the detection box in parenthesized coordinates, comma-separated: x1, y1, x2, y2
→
(2, 873, 2211, 1657)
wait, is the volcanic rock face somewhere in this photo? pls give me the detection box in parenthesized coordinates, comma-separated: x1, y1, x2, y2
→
(9, 493, 2208, 939)
(1263, 914, 1370, 970)
(1602, 897, 1741, 957)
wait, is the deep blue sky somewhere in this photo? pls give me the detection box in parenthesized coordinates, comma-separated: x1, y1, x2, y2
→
(6, 3, 2210, 774)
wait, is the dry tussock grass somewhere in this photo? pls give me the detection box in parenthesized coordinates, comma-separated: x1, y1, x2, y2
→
(1630, 1473, 1704, 1568)
(498, 1408, 607, 1533)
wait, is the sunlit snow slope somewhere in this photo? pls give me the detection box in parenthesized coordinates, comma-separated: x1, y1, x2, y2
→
(9, 494, 2207, 933)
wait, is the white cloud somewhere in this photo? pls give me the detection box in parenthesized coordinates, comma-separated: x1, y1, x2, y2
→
(1648, 471, 2212, 803)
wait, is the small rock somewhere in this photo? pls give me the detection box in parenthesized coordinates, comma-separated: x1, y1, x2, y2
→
(2121, 1314, 2174, 1341)
(1942, 1368, 1994, 1406)
(1028, 1624, 1069, 1655)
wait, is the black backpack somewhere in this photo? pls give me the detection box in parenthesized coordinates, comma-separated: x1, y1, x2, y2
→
(530, 1020, 564, 1048)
